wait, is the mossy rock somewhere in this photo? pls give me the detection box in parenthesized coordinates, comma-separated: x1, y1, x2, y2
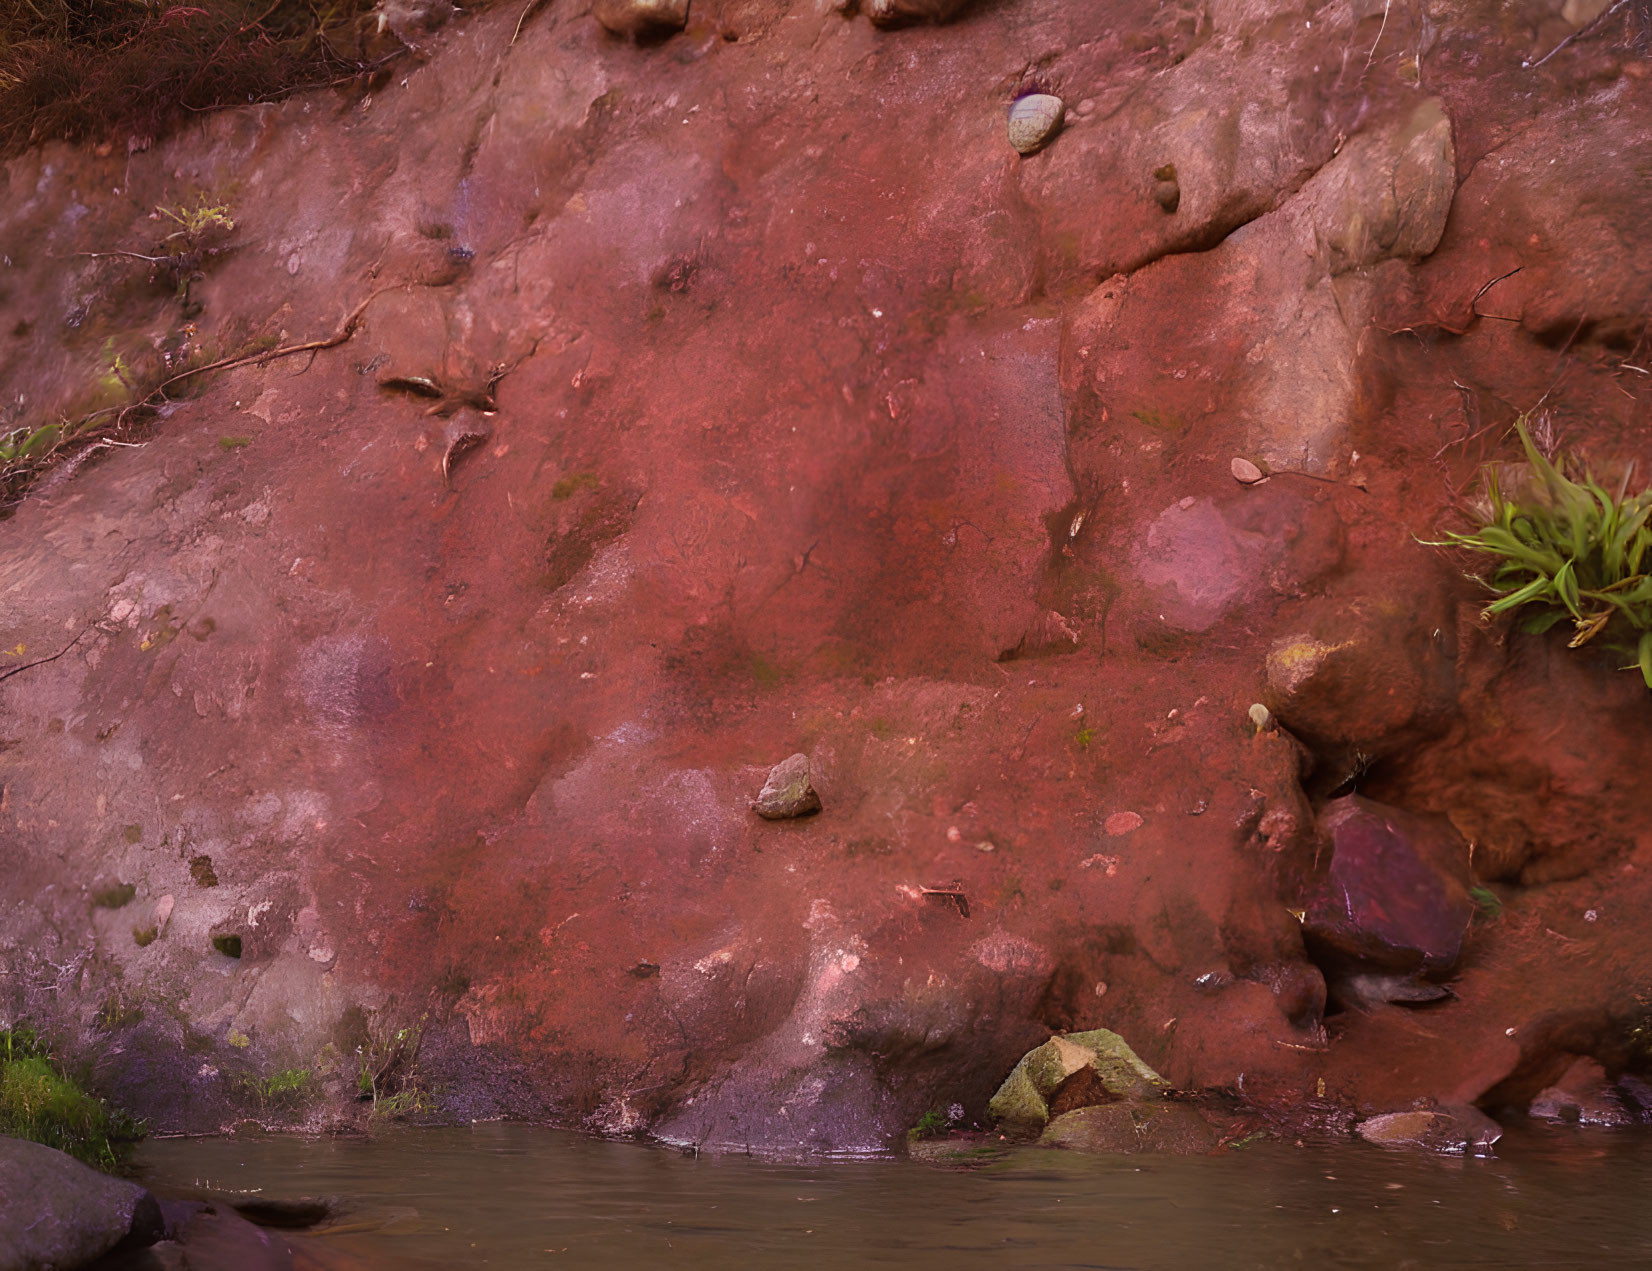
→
(1040, 1101, 1221, 1155)
(988, 1029, 1167, 1131)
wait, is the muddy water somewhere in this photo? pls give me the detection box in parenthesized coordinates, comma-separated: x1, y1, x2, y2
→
(136, 1122, 1652, 1269)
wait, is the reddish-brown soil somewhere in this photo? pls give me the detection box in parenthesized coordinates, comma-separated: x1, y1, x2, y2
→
(1, 0, 1650, 1154)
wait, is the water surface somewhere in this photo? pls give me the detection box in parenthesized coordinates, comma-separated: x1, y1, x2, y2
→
(135, 1121, 1652, 1269)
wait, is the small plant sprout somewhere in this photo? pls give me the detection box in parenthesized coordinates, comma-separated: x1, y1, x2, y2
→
(156, 196, 235, 245)
(908, 1107, 949, 1140)
(1430, 417, 1652, 686)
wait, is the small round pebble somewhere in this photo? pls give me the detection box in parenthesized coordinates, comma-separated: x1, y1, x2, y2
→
(1007, 93, 1065, 156)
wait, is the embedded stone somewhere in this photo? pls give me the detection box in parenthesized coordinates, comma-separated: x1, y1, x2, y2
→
(592, 0, 688, 36)
(1301, 796, 1474, 979)
(1262, 583, 1457, 768)
(1007, 94, 1065, 157)
(867, 0, 971, 25)
(989, 1029, 1168, 1131)
(751, 753, 821, 820)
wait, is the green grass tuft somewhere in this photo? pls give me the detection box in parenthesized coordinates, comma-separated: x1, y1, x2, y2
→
(237, 1066, 315, 1114)
(907, 1107, 949, 1141)
(0, 1028, 145, 1170)
(1429, 417, 1652, 686)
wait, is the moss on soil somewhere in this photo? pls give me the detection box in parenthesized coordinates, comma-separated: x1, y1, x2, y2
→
(0, 1028, 145, 1169)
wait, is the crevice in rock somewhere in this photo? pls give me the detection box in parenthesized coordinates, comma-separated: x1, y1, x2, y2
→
(1477, 1010, 1623, 1113)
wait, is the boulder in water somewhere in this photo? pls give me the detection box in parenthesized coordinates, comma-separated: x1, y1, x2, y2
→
(1355, 1105, 1501, 1155)
(0, 1135, 163, 1270)
(1040, 1101, 1223, 1155)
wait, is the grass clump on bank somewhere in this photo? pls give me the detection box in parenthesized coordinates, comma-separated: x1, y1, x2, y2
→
(1, 1027, 145, 1169)
(1432, 417, 1652, 687)
(0, 0, 391, 157)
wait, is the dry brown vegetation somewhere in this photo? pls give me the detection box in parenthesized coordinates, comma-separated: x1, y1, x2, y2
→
(0, 0, 399, 157)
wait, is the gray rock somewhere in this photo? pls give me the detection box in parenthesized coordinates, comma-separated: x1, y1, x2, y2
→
(1006, 95, 1064, 157)
(751, 753, 821, 820)
(592, 0, 688, 36)
(0, 1135, 163, 1271)
(1618, 1075, 1652, 1120)
(1309, 98, 1455, 273)
(1355, 1105, 1501, 1155)
(1529, 1057, 1634, 1127)
(1329, 972, 1453, 1011)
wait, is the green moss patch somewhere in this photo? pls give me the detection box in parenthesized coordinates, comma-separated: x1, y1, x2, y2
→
(551, 470, 600, 500)
(0, 1029, 144, 1169)
(91, 882, 136, 909)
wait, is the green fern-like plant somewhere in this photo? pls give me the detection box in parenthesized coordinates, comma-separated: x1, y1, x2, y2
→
(1431, 417, 1652, 687)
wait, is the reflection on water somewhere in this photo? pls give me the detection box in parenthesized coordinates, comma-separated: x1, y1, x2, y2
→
(136, 1121, 1652, 1269)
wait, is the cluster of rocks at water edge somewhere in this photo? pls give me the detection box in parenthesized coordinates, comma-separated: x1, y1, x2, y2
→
(0, 1135, 351, 1271)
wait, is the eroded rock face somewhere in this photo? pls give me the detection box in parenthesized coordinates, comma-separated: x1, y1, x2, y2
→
(1, 0, 1651, 1157)
(1529, 1057, 1636, 1127)
(1064, 96, 1457, 478)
